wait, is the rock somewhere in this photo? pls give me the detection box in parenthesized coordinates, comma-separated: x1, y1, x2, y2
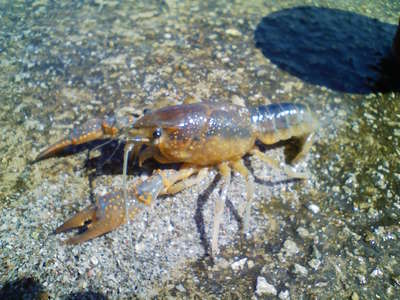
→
(256, 69, 268, 77)
(256, 276, 277, 296)
(370, 268, 383, 278)
(221, 57, 230, 63)
(247, 260, 254, 269)
(283, 239, 299, 256)
(297, 227, 310, 239)
(90, 255, 99, 266)
(351, 292, 359, 300)
(279, 290, 290, 300)
(294, 263, 308, 276)
(176, 284, 186, 292)
(308, 203, 320, 214)
(226, 28, 242, 37)
(231, 95, 245, 107)
(308, 258, 321, 270)
(231, 258, 247, 271)
(101, 54, 127, 66)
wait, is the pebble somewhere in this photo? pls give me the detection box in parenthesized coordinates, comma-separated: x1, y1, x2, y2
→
(279, 290, 290, 300)
(351, 292, 359, 300)
(231, 95, 245, 107)
(294, 263, 308, 276)
(308, 258, 321, 270)
(282, 239, 299, 256)
(297, 227, 310, 239)
(90, 255, 99, 266)
(214, 257, 230, 270)
(176, 284, 186, 292)
(221, 57, 230, 63)
(231, 257, 247, 271)
(308, 203, 320, 214)
(226, 28, 242, 37)
(247, 260, 254, 269)
(256, 276, 277, 296)
(370, 268, 383, 278)
(256, 69, 268, 77)
(135, 242, 145, 253)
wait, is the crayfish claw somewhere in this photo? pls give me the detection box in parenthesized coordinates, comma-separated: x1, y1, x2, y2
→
(55, 205, 97, 235)
(55, 187, 134, 244)
(35, 117, 119, 161)
(61, 214, 122, 245)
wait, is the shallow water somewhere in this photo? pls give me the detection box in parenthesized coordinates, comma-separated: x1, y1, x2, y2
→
(1, 0, 399, 298)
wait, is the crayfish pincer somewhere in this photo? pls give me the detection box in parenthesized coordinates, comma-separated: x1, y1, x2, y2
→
(36, 101, 317, 255)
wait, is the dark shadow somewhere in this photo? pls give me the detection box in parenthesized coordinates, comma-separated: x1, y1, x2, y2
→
(0, 277, 46, 300)
(225, 199, 243, 232)
(254, 6, 400, 94)
(194, 174, 221, 260)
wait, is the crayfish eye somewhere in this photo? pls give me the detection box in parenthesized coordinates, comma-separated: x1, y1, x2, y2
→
(152, 128, 162, 139)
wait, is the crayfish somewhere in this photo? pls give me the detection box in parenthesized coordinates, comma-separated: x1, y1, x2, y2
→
(36, 101, 317, 255)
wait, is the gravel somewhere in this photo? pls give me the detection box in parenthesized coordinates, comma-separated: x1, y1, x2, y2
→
(1, 0, 399, 299)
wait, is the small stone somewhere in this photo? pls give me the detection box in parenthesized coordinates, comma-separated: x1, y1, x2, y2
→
(370, 268, 383, 278)
(214, 257, 229, 270)
(247, 260, 254, 269)
(256, 276, 277, 296)
(231, 257, 247, 271)
(279, 290, 290, 300)
(231, 95, 245, 107)
(176, 284, 185, 292)
(101, 54, 126, 66)
(221, 57, 230, 63)
(334, 97, 342, 103)
(283, 239, 299, 256)
(308, 258, 321, 270)
(294, 263, 308, 276)
(79, 279, 88, 289)
(14, 73, 22, 82)
(297, 227, 310, 239)
(351, 292, 359, 300)
(256, 69, 268, 77)
(226, 28, 242, 37)
(90, 256, 98, 265)
(135, 242, 145, 253)
(31, 231, 39, 240)
(308, 203, 320, 214)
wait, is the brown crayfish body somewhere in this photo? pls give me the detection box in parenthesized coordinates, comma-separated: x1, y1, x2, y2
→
(37, 101, 317, 255)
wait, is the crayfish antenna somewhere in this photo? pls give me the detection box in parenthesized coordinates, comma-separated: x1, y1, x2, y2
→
(88, 138, 121, 170)
(123, 142, 135, 252)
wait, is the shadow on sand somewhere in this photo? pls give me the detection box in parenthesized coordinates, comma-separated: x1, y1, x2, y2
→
(255, 6, 400, 94)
